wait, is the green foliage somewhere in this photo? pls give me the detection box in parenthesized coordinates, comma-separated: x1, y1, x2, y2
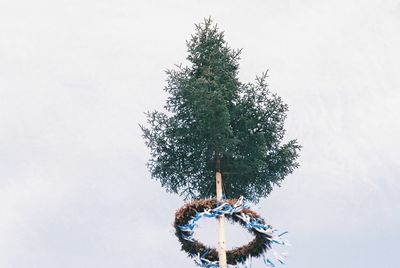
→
(141, 18, 300, 203)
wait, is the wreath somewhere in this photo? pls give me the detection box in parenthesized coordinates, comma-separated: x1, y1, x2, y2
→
(174, 197, 288, 267)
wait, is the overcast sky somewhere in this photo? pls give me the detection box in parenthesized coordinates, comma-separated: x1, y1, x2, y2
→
(1, 0, 399, 267)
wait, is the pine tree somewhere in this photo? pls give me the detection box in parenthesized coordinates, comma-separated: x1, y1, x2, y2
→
(141, 18, 300, 203)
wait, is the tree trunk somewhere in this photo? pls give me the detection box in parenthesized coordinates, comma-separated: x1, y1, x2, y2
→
(216, 157, 227, 268)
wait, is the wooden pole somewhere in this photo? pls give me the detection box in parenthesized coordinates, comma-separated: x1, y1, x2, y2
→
(216, 167, 227, 268)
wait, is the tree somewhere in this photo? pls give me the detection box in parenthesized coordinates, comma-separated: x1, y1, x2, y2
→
(141, 18, 300, 203)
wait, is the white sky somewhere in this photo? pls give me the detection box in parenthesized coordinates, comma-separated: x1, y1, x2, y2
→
(1, 0, 399, 267)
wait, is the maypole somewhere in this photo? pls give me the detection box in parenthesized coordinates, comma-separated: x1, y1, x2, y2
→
(141, 17, 301, 267)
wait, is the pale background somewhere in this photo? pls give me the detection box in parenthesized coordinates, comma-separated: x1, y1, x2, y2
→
(1, 0, 399, 267)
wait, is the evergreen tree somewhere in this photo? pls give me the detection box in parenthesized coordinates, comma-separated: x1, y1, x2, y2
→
(141, 18, 300, 203)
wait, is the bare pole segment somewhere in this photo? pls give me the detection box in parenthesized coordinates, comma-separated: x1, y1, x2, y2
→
(216, 158, 227, 268)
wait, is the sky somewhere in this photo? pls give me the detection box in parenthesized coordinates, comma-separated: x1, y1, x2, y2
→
(0, 0, 399, 267)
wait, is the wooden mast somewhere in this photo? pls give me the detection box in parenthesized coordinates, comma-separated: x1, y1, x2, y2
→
(216, 158, 227, 268)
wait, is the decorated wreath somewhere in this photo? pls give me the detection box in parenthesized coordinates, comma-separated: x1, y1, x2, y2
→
(174, 197, 289, 267)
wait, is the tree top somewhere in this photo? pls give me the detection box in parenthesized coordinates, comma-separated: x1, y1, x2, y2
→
(141, 18, 300, 203)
